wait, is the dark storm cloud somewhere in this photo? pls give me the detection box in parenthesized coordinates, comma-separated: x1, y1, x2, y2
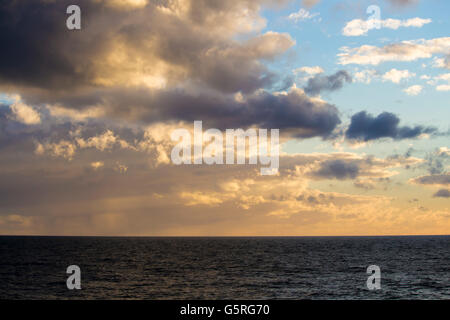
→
(0, 0, 293, 93)
(281, 153, 419, 182)
(433, 189, 450, 198)
(313, 159, 360, 180)
(39, 87, 340, 138)
(0, 0, 344, 139)
(411, 173, 450, 186)
(345, 111, 436, 141)
(304, 70, 352, 96)
(0, 0, 101, 89)
(155, 88, 341, 137)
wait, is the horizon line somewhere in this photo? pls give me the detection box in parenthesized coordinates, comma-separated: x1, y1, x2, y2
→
(1, 234, 449, 238)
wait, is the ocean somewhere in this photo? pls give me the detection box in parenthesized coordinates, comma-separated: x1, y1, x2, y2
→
(0, 236, 448, 299)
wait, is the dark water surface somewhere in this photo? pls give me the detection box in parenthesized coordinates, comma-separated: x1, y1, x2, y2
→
(0, 236, 449, 299)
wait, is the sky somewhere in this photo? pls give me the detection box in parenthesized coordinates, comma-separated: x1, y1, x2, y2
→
(0, 0, 448, 236)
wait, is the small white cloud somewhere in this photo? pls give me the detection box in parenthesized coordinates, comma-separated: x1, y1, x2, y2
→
(436, 84, 450, 91)
(433, 58, 444, 68)
(338, 37, 450, 66)
(77, 130, 117, 151)
(354, 69, 378, 84)
(342, 17, 431, 37)
(403, 85, 423, 96)
(435, 73, 450, 81)
(382, 68, 415, 84)
(47, 104, 105, 121)
(34, 142, 45, 155)
(76, 130, 134, 151)
(433, 73, 450, 91)
(288, 8, 319, 22)
(36, 140, 78, 160)
(431, 56, 450, 69)
(91, 161, 105, 170)
(294, 66, 324, 76)
(9, 101, 41, 125)
(155, 145, 170, 166)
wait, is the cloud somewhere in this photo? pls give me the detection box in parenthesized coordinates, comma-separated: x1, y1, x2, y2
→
(304, 70, 352, 96)
(443, 55, 450, 69)
(294, 66, 324, 76)
(288, 8, 319, 22)
(313, 160, 360, 179)
(338, 37, 450, 65)
(346, 111, 436, 141)
(0, 214, 33, 230)
(431, 55, 450, 69)
(410, 173, 450, 186)
(354, 69, 378, 84)
(433, 189, 450, 198)
(9, 100, 41, 125)
(47, 104, 105, 121)
(301, 0, 321, 8)
(435, 73, 450, 81)
(95, 0, 149, 10)
(436, 84, 450, 91)
(0, 0, 292, 95)
(431, 73, 450, 91)
(403, 85, 423, 96)
(0, 147, 380, 235)
(91, 161, 105, 170)
(32, 125, 142, 161)
(1, 0, 449, 237)
(180, 191, 225, 206)
(0, 0, 344, 140)
(382, 69, 415, 83)
(76, 130, 133, 151)
(423, 147, 450, 174)
(36, 140, 77, 160)
(355, 68, 417, 85)
(353, 179, 376, 190)
(33, 86, 341, 139)
(342, 18, 431, 37)
(0, 120, 446, 236)
(342, 17, 431, 37)
(281, 152, 422, 181)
